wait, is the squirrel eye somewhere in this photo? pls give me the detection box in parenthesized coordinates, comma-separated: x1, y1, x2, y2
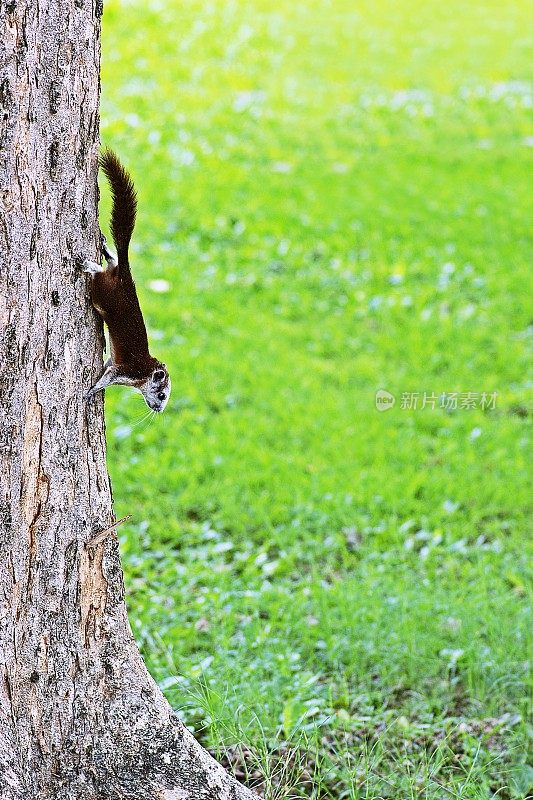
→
(157, 392, 166, 401)
(153, 369, 165, 381)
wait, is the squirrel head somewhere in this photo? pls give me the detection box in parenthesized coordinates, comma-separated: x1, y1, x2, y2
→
(142, 361, 171, 412)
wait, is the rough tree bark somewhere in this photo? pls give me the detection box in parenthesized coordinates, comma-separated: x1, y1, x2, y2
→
(0, 2, 256, 798)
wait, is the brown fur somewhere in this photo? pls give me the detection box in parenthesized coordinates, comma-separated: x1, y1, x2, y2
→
(90, 264, 156, 377)
(100, 149, 137, 264)
(84, 150, 170, 412)
(92, 150, 157, 376)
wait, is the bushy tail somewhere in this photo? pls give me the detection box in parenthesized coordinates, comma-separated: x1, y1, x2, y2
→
(99, 149, 137, 266)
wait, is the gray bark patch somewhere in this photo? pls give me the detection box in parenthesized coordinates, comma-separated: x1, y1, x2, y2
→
(0, 1, 256, 797)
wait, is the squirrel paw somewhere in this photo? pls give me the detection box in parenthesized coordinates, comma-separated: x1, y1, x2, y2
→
(101, 236, 118, 268)
(82, 258, 104, 275)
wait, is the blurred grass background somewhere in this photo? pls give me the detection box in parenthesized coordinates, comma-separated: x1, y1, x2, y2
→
(100, 1, 532, 797)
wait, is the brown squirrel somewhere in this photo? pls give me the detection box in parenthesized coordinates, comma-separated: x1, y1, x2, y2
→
(83, 150, 171, 412)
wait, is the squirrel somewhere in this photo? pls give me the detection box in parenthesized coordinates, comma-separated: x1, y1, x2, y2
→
(83, 149, 171, 412)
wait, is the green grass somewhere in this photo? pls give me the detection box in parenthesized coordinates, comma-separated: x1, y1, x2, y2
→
(100, 1, 532, 796)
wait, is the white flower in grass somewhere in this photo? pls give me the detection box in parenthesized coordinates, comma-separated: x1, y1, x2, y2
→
(147, 279, 171, 293)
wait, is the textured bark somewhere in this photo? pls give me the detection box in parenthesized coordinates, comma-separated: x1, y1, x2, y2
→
(0, 2, 256, 798)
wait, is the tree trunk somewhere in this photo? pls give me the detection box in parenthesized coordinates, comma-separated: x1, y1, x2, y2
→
(0, 3, 256, 798)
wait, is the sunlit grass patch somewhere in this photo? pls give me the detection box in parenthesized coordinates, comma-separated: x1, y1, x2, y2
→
(101, 1, 532, 796)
